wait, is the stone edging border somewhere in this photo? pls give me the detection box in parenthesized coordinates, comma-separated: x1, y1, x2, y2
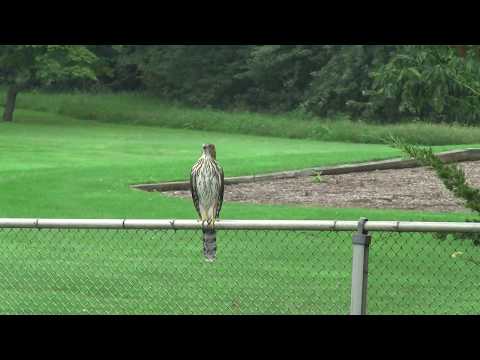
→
(131, 148, 480, 193)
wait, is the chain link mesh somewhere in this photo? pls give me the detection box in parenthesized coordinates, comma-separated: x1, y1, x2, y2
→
(1, 227, 478, 314)
(368, 231, 480, 315)
(0, 228, 352, 315)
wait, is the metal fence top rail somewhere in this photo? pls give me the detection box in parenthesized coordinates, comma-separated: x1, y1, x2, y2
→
(0, 218, 480, 233)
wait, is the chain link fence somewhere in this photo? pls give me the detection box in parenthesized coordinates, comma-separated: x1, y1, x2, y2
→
(368, 231, 480, 315)
(0, 219, 479, 314)
(0, 227, 352, 315)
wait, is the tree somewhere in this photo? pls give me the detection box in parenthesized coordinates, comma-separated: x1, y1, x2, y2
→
(302, 45, 396, 118)
(96, 45, 143, 92)
(125, 45, 331, 112)
(367, 45, 480, 124)
(237, 45, 330, 112)
(0, 45, 98, 122)
(129, 45, 252, 108)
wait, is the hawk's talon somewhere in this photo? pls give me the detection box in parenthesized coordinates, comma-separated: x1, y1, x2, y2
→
(205, 219, 216, 230)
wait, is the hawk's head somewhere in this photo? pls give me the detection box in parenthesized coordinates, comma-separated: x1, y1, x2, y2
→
(202, 144, 217, 160)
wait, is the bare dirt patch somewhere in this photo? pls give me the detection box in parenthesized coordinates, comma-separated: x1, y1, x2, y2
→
(164, 161, 480, 212)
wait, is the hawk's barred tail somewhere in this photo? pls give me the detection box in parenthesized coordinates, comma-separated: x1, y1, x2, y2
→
(203, 229, 217, 262)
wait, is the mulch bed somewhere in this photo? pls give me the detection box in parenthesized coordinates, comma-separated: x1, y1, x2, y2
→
(164, 161, 480, 212)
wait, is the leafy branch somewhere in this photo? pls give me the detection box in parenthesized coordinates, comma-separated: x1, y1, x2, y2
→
(389, 136, 480, 247)
(388, 136, 480, 215)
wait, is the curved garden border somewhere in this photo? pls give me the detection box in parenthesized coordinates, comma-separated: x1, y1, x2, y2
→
(131, 148, 480, 193)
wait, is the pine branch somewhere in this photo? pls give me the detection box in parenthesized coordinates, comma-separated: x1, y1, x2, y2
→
(388, 136, 480, 215)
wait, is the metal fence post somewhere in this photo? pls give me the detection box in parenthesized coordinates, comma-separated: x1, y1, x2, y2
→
(350, 218, 371, 315)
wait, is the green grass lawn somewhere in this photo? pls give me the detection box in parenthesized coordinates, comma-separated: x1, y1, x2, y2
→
(1, 108, 477, 221)
(1, 105, 479, 314)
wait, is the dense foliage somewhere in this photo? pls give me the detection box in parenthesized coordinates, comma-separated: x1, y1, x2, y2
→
(3, 45, 480, 124)
(368, 46, 480, 124)
(0, 45, 98, 88)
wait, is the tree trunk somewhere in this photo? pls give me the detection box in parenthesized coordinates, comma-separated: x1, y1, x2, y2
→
(457, 45, 467, 58)
(450, 45, 467, 58)
(3, 85, 20, 122)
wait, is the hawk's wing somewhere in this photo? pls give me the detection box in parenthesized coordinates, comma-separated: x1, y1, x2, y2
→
(216, 164, 225, 218)
(190, 167, 201, 218)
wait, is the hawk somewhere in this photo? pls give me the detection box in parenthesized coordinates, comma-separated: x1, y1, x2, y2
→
(190, 144, 225, 262)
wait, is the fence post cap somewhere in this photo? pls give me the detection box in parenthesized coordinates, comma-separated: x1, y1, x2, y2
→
(353, 218, 371, 246)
